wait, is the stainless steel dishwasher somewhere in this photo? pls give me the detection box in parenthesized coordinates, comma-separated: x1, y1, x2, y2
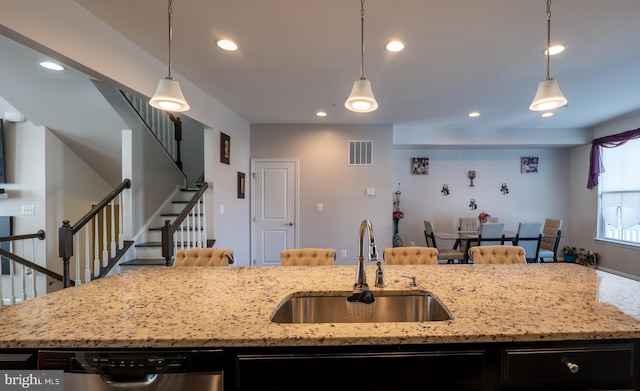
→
(38, 349, 223, 391)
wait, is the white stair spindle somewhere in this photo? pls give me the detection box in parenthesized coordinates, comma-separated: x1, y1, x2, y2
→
(196, 199, 203, 248)
(118, 193, 124, 249)
(30, 238, 37, 299)
(202, 196, 207, 247)
(94, 217, 100, 278)
(85, 227, 91, 283)
(9, 259, 15, 304)
(19, 241, 26, 302)
(102, 208, 108, 267)
(75, 233, 81, 286)
(110, 199, 116, 258)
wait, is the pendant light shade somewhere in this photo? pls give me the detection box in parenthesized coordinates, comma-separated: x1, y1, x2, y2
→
(529, 78, 567, 111)
(346, 78, 378, 112)
(529, 0, 566, 112)
(150, 0, 190, 112)
(150, 77, 190, 111)
(345, 0, 378, 113)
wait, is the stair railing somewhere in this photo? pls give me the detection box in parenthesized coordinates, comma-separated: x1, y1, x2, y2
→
(59, 179, 134, 288)
(162, 182, 209, 266)
(0, 230, 57, 306)
(121, 91, 183, 170)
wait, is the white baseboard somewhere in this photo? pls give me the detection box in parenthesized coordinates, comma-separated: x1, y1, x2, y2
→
(597, 266, 640, 282)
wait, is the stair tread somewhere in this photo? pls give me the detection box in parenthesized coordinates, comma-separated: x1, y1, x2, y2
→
(160, 213, 204, 216)
(135, 242, 161, 247)
(120, 259, 167, 266)
(149, 226, 204, 231)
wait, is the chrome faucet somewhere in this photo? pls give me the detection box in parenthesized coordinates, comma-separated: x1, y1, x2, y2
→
(354, 219, 385, 291)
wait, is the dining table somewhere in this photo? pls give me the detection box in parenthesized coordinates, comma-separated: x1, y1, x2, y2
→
(435, 230, 516, 263)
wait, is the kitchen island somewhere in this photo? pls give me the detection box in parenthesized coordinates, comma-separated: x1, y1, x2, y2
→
(0, 263, 639, 390)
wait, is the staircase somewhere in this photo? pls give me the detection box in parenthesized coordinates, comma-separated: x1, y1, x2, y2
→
(120, 188, 212, 269)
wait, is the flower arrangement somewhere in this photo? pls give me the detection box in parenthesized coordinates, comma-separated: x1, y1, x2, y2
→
(562, 246, 600, 267)
(478, 212, 491, 223)
(579, 250, 601, 267)
(392, 183, 403, 220)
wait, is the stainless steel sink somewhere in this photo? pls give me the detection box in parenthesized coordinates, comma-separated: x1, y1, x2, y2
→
(270, 290, 451, 323)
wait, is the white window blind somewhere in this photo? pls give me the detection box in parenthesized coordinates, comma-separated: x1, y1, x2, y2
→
(599, 138, 640, 243)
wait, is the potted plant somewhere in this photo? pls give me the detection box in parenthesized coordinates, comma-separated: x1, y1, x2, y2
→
(561, 246, 580, 263)
(578, 250, 600, 268)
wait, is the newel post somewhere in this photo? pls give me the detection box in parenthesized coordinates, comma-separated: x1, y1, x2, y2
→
(161, 220, 174, 266)
(58, 220, 73, 288)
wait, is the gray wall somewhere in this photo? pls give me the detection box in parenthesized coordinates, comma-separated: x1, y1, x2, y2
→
(392, 148, 570, 251)
(251, 124, 393, 266)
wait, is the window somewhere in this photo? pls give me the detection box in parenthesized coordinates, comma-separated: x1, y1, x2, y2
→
(598, 138, 640, 244)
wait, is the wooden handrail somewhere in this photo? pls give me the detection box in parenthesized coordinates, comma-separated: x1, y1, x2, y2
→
(0, 230, 45, 243)
(59, 178, 131, 288)
(0, 247, 70, 285)
(72, 179, 131, 234)
(162, 182, 208, 263)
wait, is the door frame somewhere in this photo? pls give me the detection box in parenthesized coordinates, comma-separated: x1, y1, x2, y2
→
(250, 158, 300, 266)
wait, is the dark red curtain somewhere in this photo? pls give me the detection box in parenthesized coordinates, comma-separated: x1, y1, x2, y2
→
(587, 128, 640, 189)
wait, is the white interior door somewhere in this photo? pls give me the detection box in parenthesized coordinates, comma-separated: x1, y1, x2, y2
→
(251, 159, 298, 266)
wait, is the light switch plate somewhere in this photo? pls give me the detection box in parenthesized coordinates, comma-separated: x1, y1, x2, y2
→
(22, 205, 35, 216)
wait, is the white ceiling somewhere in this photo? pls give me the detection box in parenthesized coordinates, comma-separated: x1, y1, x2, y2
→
(67, 0, 640, 132)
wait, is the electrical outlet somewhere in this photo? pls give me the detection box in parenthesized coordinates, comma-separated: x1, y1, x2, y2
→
(410, 241, 415, 246)
(21, 205, 35, 216)
(317, 203, 323, 211)
(341, 249, 347, 257)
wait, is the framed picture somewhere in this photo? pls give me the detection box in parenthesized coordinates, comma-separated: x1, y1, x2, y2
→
(411, 157, 429, 175)
(220, 132, 230, 165)
(237, 172, 246, 199)
(521, 156, 538, 174)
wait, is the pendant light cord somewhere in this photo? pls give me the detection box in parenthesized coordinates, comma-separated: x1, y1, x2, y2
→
(167, 0, 173, 79)
(545, 0, 551, 80)
(359, 0, 365, 80)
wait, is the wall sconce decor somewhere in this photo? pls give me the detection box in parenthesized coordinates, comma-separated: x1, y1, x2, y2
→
(441, 184, 450, 196)
(468, 170, 476, 187)
(469, 199, 477, 210)
(500, 183, 509, 194)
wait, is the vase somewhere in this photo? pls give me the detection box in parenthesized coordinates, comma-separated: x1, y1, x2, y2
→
(392, 218, 403, 247)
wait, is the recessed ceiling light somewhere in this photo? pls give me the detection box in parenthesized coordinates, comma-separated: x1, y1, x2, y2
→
(544, 44, 566, 56)
(385, 40, 405, 52)
(468, 111, 480, 118)
(316, 111, 327, 117)
(39, 61, 64, 71)
(541, 112, 554, 117)
(216, 39, 238, 51)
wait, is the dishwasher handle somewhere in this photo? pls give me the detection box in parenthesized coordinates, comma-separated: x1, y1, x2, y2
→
(100, 374, 158, 388)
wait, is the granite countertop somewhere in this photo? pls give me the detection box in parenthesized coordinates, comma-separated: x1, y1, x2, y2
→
(0, 263, 639, 349)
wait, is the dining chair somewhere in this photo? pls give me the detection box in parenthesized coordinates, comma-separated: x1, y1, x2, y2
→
(513, 222, 542, 263)
(382, 246, 438, 265)
(458, 217, 479, 232)
(280, 248, 336, 266)
(538, 218, 563, 262)
(423, 220, 465, 263)
(468, 245, 526, 264)
(173, 248, 234, 266)
(477, 223, 505, 246)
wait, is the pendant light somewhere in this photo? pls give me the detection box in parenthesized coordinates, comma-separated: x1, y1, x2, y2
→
(345, 0, 378, 113)
(150, 0, 190, 112)
(530, 0, 567, 111)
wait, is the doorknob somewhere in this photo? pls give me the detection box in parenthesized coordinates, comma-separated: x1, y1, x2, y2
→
(285, 222, 294, 227)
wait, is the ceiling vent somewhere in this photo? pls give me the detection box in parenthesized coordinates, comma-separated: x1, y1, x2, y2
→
(348, 140, 373, 166)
